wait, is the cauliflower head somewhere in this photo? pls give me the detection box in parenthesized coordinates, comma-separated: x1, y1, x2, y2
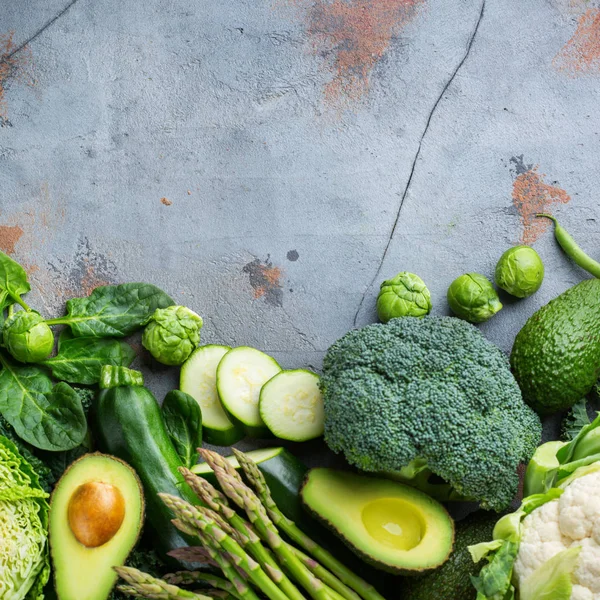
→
(514, 469, 600, 599)
(321, 316, 542, 511)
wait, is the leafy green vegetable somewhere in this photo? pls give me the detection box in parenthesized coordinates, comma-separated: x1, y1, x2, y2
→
(0, 415, 54, 493)
(41, 336, 136, 384)
(0, 434, 50, 600)
(142, 305, 203, 366)
(447, 273, 502, 323)
(0, 355, 87, 451)
(45, 283, 174, 338)
(161, 390, 202, 468)
(99, 365, 144, 389)
(518, 547, 580, 600)
(0, 250, 31, 310)
(3, 311, 54, 363)
(376, 272, 431, 323)
(321, 316, 542, 511)
(560, 398, 591, 441)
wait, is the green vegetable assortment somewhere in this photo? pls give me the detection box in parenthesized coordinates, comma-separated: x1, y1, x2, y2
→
(2, 208, 600, 600)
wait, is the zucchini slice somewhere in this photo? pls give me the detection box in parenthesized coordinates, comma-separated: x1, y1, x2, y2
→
(259, 369, 324, 441)
(216, 346, 281, 437)
(180, 345, 243, 446)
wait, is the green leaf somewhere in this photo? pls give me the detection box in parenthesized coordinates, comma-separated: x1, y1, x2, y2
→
(0, 358, 87, 451)
(470, 539, 519, 600)
(0, 250, 30, 308)
(519, 546, 580, 600)
(561, 398, 591, 441)
(40, 337, 136, 384)
(99, 365, 144, 389)
(161, 390, 202, 468)
(46, 283, 174, 337)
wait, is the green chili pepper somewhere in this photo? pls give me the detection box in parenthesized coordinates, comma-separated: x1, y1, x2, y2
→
(537, 214, 600, 278)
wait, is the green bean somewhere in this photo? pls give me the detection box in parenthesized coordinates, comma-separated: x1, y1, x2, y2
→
(537, 214, 600, 278)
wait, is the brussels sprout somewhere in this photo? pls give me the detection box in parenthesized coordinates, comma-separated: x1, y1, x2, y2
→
(447, 273, 502, 323)
(3, 310, 54, 363)
(142, 305, 203, 366)
(377, 272, 432, 323)
(495, 245, 544, 298)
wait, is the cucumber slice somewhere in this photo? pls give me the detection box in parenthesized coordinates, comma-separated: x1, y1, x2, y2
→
(180, 345, 243, 446)
(259, 369, 324, 441)
(216, 346, 281, 437)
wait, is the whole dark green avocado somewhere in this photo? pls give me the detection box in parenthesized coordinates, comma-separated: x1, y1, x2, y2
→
(510, 279, 600, 415)
(402, 511, 498, 600)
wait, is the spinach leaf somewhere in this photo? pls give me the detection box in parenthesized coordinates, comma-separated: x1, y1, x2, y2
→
(41, 337, 136, 384)
(99, 365, 144, 389)
(161, 390, 202, 468)
(0, 251, 31, 309)
(0, 356, 87, 451)
(46, 283, 174, 337)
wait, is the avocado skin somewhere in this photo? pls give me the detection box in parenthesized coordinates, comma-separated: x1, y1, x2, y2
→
(510, 279, 600, 415)
(402, 511, 498, 600)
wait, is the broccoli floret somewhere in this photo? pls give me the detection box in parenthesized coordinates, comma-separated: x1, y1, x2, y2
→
(321, 316, 542, 511)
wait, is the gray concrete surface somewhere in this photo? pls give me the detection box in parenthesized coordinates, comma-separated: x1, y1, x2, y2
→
(1, 0, 600, 463)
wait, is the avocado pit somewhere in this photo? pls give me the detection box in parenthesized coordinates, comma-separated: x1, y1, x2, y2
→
(68, 481, 126, 548)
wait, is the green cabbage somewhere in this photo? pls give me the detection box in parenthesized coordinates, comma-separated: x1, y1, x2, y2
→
(0, 435, 50, 600)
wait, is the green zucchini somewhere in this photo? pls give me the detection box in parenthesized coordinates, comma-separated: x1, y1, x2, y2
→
(181, 345, 243, 446)
(93, 384, 201, 561)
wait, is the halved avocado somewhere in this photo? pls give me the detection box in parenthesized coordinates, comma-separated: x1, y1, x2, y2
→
(49, 453, 144, 600)
(301, 468, 454, 574)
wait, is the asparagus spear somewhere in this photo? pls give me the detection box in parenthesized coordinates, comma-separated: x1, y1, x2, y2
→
(114, 567, 211, 600)
(199, 450, 332, 600)
(160, 493, 289, 600)
(163, 571, 244, 600)
(181, 465, 358, 600)
(231, 449, 385, 600)
(180, 466, 307, 600)
(171, 518, 254, 599)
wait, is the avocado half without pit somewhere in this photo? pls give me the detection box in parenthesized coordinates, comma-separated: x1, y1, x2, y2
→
(50, 453, 145, 600)
(301, 468, 454, 574)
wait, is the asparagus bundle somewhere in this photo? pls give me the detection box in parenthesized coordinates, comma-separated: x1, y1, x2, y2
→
(115, 450, 386, 600)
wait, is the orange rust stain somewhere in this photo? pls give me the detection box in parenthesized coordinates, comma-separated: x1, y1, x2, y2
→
(0, 225, 23, 254)
(0, 31, 34, 119)
(554, 8, 600, 75)
(161, 197, 172, 206)
(243, 258, 284, 307)
(288, 0, 425, 106)
(79, 265, 110, 297)
(512, 167, 571, 245)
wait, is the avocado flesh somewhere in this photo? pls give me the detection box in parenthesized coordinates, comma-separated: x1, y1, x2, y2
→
(511, 279, 600, 415)
(301, 468, 454, 573)
(49, 453, 144, 600)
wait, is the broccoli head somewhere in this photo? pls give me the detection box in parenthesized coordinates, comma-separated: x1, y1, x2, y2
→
(321, 316, 542, 511)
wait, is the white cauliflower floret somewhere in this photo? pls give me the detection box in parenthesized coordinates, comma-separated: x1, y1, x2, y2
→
(573, 538, 600, 593)
(559, 471, 600, 540)
(514, 499, 568, 583)
(570, 584, 593, 600)
(514, 470, 600, 599)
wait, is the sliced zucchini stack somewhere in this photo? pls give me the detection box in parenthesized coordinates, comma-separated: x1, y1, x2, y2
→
(217, 347, 282, 437)
(180, 345, 243, 446)
(259, 369, 324, 442)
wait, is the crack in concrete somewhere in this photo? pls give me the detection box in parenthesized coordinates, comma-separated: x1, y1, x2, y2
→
(352, 0, 486, 327)
(0, 0, 81, 65)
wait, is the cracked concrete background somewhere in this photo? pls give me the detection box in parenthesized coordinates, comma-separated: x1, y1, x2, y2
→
(1, 0, 600, 461)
